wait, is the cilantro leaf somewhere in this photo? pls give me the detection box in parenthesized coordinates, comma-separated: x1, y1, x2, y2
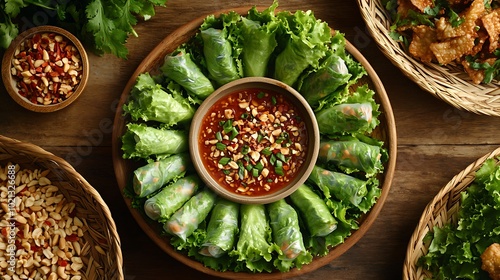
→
(0, 7, 18, 49)
(130, 0, 167, 21)
(85, 0, 129, 58)
(5, 0, 55, 17)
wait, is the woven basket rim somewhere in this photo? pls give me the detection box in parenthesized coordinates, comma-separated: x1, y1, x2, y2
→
(356, 0, 500, 117)
(0, 134, 124, 280)
(402, 146, 500, 280)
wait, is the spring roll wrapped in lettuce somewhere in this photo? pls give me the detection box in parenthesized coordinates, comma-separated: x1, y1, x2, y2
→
(199, 197, 239, 258)
(315, 85, 380, 136)
(133, 153, 191, 197)
(200, 28, 240, 86)
(239, 3, 279, 77)
(160, 48, 214, 100)
(229, 204, 275, 272)
(318, 139, 383, 177)
(164, 188, 217, 242)
(122, 73, 195, 126)
(144, 174, 200, 222)
(299, 53, 351, 107)
(121, 123, 188, 160)
(273, 10, 331, 86)
(289, 184, 337, 237)
(267, 199, 312, 272)
(308, 165, 368, 208)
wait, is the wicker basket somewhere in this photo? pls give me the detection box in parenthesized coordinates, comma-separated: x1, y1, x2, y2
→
(0, 135, 124, 280)
(356, 0, 500, 117)
(403, 147, 500, 280)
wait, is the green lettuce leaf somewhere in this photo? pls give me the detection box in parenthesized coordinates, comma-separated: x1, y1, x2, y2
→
(121, 123, 188, 160)
(315, 84, 380, 136)
(229, 204, 277, 273)
(160, 48, 215, 100)
(123, 73, 195, 127)
(273, 9, 331, 86)
(417, 157, 500, 280)
(239, 3, 279, 77)
(199, 11, 243, 86)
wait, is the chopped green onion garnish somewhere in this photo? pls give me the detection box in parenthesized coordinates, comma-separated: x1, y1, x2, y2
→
(215, 131, 222, 141)
(223, 170, 230, 175)
(271, 96, 277, 105)
(219, 157, 231, 165)
(254, 161, 264, 171)
(270, 154, 276, 166)
(238, 162, 245, 179)
(241, 145, 250, 155)
(257, 91, 265, 99)
(223, 119, 233, 133)
(261, 147, 272, 156)
(246, 164, 253, 171)
(277, 152, 287, 162)
(216, 142, 227, 151)
(230, 127, 239, 140)
(257, 133, 264, 143)
(252, 168, 259, 177)
(275, 160, 284, 176)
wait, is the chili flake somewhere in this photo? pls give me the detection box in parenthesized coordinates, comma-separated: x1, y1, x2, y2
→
(10, 32, 84, 105)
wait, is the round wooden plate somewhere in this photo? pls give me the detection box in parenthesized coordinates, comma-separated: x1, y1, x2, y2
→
(112, 7, 397, 279)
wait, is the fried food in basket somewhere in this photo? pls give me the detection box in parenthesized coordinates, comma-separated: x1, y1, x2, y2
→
(481, 243, 500, 280)
(387, 0, 500, 84)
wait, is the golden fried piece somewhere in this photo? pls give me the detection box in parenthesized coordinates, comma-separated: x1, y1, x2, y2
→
(447, 0, 473, 6)
(409, 25, 438, 63)
(435, 0, 486, 40)
(430, 34, 476, 64)
(481, 9, 500, 52)
(411, 0, 433, 12)
(398, 0, 418, 18)
(481, 243, 500, 280)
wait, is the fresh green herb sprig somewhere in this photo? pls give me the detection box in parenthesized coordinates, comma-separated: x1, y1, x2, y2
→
(466, 51, 500, 83)
(0, 0, 168, 59)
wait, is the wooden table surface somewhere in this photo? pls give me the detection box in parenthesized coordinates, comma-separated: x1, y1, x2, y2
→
(2, 1, 500, 279)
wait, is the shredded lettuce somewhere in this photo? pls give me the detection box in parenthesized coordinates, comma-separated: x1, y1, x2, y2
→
(239, 3, 279, 77)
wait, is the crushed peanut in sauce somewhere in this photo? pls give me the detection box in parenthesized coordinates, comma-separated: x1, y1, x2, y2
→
(199, 88, 308, 196)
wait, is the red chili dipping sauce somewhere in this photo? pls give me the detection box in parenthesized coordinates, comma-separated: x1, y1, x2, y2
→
(199, 88, 309, 196)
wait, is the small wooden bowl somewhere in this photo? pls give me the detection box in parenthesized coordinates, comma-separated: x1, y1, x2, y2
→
(1, 26, 89, 112)
(189, 77, 320, 205)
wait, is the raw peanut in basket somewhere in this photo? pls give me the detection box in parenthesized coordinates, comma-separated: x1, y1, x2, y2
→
(0, 164, 87, 280)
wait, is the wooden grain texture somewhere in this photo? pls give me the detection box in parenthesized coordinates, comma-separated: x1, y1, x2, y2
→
(1, 1, 500, 280)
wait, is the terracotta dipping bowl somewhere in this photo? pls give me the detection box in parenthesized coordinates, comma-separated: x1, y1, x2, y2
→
(189, 77, 320, 204)
(1, 25, 89, 112)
